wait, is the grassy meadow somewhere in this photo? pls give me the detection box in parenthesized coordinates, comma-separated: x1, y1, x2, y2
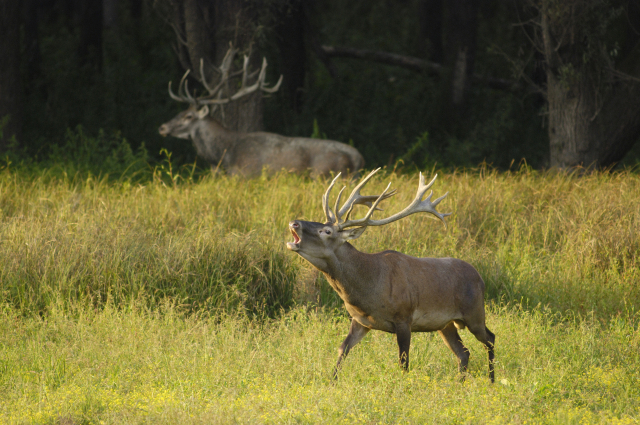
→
(0, 164, 639, 424)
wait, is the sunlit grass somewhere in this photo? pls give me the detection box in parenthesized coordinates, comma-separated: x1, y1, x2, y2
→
(0, 302, 638, 424)
(1, 165, 639, 423)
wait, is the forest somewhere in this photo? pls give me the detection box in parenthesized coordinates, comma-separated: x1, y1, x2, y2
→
(1, 1, 640, 424)
(1, 0, 640, 171)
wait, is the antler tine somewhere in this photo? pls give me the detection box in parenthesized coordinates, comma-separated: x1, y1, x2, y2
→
(336, 181, 394, 230)
(262, 74, 284, 93)
(199, 58, 216, 95)
(230, 57, 268, 100)
(241, 55, 250, 88)
(322, 168, 396, 227)
(167, 44, 282, 108)
(341, 190, 397, 223)
(195, 46, 237, 100)
(220, 44, 237, 76)
(322, 173, 342, 223)
(168, 69, 193, 103)
(333, 186, 346, 221)
(412, 172, 451, 225)
(196, 76, 232, 105)
(178, 69, 190, 99)
(337, 172, 451, 231)
(183, 79, 197, 104)
(195, 52, 234, 105)
(168, 81, 182, 102)
(336, 168, 383, 218)
(255, 57, 283, 93)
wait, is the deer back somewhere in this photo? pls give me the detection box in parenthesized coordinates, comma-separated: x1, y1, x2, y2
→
(224, 132, 364, 177)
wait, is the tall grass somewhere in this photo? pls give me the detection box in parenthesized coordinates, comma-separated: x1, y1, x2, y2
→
(1, 164, 638, 318)
(0, 168, 302, 317)
(1, 164, 640, 423)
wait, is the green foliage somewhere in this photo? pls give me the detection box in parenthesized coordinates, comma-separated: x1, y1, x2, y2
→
(399, 131, 430, 166)
(20, 5, 190, 163)
(43, 126, 150, 180)
(310, 118, 327, 140)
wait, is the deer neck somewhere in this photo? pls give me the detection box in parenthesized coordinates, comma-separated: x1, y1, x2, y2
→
(321, 243, 381, 302)
(190, 118, 238, 164)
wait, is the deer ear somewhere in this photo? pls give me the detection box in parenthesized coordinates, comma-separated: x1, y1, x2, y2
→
(341, 226, 367, 241)
(196, 105, 209, 118)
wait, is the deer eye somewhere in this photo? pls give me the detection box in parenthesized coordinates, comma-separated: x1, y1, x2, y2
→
(185, 114, 193, 119)
(325, 229, 332, 235)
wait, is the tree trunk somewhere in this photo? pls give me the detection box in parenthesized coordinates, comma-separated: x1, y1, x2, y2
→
(183, 0, 215, 75)
(103, 0, 119, 29)
(275, 0, 306, 112)
(418, 0, 443, 62)
(211, 0, 263, 132)
(24, 0, 42, 82)
(167, 0, 264, 132)
(446, 0, 478, 109)
(130, 0, 142, 20)
(541, 1, 640, 168)
(546, 69, 640, 168)
(78, 0, 104, 71)
(0, 0, 23, 148)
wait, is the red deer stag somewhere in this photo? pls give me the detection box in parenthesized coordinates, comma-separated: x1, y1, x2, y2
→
(286, 169, 495, 382)
(158, 48, 364, 177)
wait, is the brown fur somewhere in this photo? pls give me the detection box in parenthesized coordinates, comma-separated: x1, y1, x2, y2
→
(287, 219, 495, 382)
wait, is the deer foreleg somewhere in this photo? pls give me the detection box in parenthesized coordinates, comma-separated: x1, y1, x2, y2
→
(333, 319, 369, 379)
(396, 322, 412, 371)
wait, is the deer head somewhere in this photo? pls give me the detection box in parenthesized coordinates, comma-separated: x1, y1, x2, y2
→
(159, 45, 282, 140)
(287, 168, 450, 266)
(158, 104, 210, 139)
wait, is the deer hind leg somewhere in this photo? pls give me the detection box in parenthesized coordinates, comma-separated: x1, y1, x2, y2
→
(438, 322, 470, 378)
(467, 323, 496, 383)
(333, 319, 370, 379)
(395, 322, 412, 371)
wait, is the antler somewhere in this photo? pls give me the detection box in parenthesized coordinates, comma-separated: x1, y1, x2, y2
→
(167, 45, 283, 111)
(322, 168, 450, 230)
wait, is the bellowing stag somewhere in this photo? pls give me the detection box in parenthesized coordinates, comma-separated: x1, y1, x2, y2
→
(158, 48, 364, 177)
(286, 169, 495, 382)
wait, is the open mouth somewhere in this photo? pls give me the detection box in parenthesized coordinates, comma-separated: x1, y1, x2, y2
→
(286, 228, 301, 251)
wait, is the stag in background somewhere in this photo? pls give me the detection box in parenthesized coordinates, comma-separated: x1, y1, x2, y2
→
(286, 169, 495, 381)
(159, 47, 364, 177)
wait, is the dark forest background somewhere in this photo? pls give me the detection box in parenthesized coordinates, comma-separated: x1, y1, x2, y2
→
(1, 0, 640, 173)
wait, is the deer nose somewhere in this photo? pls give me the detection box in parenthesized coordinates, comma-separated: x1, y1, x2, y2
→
(158, 125, 168, 136)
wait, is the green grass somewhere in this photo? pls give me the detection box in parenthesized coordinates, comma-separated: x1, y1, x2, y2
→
(1, 165, 639, 423)
(1, 303, 638, 424)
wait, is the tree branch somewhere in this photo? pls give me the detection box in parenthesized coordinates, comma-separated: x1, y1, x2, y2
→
(320, 45, 520, 91)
